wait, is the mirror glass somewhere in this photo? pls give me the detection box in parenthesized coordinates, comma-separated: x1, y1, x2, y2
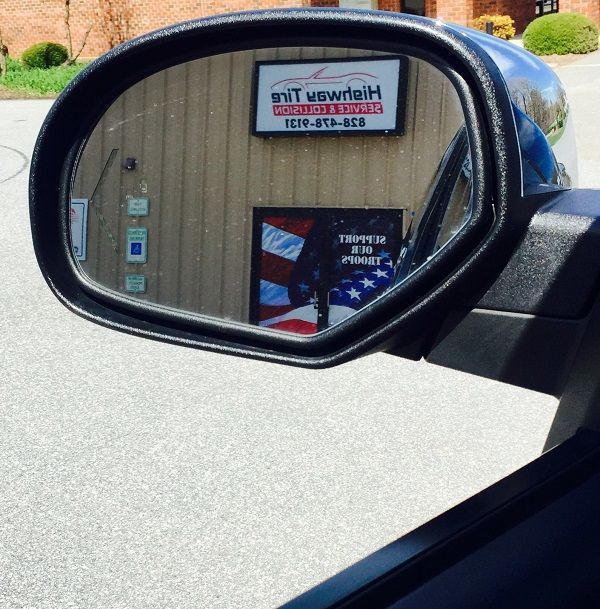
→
(71, 47, 472, 335)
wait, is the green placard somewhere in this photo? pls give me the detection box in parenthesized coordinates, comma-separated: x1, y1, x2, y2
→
(125, 274, 147, 293)
(127, 197, 150, 216)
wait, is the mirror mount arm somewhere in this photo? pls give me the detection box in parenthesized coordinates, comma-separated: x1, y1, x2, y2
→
(413, 190, 600, 452)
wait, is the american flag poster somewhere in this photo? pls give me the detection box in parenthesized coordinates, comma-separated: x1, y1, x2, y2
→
(250, 208, 404, 335)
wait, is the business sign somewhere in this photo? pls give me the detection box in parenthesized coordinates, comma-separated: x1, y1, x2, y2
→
(253, 56, 408, 136)
(126, 227, 148, 264)
(70, 198, 88, 261)
(250, 208, 404, 334)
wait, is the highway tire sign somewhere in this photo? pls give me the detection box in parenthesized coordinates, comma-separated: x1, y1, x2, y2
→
(253, 56, 408, 137)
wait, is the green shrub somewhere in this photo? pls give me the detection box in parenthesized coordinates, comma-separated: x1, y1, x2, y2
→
(472, 14, 516, 40)
(523, 13, 599, 55)
(6, 57, 25, 73)
(22, 42, 69, 69)
(0, 58, 87, 95)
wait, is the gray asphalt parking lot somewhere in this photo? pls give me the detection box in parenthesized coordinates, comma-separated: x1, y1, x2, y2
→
(1, 47, 597, 609)
(554, 50, 600, 188)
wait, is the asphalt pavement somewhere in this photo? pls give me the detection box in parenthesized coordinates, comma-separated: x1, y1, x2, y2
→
(554, 49, 600, 188)
(0, 72, 569, 609)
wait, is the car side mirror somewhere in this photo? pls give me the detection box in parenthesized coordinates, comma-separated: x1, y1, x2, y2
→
(29, 9, 566, 366)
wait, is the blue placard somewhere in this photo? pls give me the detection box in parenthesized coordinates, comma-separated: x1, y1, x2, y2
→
(126, 227, 148, 263)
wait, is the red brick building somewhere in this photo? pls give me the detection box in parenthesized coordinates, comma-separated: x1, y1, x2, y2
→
(1, 0, 598, 58)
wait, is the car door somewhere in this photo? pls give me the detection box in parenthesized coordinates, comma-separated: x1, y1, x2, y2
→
(27, 9, 600, 607)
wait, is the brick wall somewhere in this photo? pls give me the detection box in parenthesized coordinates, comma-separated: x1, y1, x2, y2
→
(378, 0, 402, 11)
(2, 0, 595, 58)
(560, 0, 600, 23)
(425, 0, 438, 18)
(435, 0, 472, 24)
(472, 0, 536, 32)
(1, 0, 309, 57)
(0, 0, 444, 59)
(436, 0, 534, 31)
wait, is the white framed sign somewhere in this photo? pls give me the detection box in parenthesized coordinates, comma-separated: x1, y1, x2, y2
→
(70, 198, 88, 261)
(126, 227, 148, 263)
(253, 56, 408, 137)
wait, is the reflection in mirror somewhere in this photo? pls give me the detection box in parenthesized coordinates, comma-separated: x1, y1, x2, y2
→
(71, 47, 472, 335)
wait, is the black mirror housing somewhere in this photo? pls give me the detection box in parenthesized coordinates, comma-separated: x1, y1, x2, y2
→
(30, 9, 537, 367)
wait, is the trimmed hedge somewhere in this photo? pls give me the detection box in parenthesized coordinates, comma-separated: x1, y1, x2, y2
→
(523, 13, 599, 55)
(471, 14, 516, 40)
(22, 42, 69, 69)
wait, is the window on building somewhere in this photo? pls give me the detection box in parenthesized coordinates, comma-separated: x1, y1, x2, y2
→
(536, 0, 559, 16)
(403, 0, 426, 16)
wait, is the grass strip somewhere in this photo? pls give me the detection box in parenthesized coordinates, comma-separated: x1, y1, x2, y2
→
(0, 58, 88, 96)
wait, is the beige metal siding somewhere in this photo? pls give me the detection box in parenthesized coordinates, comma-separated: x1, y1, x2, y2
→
(73, 48, 465, 323)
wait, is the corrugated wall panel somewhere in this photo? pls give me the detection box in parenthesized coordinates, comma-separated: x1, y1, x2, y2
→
(73, 48, 465, 324)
